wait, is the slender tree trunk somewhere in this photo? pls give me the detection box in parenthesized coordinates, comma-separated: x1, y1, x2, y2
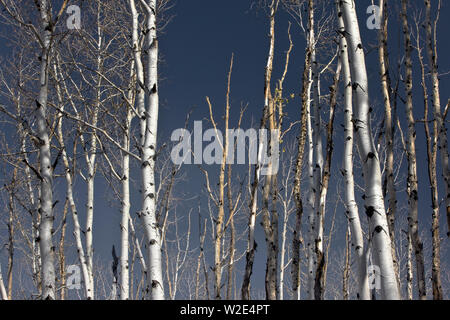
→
(260, 2, 280, 300)
(277, 24, 292, 301)
(7, 180, 15, 300)
(37, 0, 56, 300)
(58, 200, 68, 300)
(417, 10, 443, 298)
(141, 0, 164, 300)
(129, 0, 164, 300)
(406, 232, 413, 300)
(120, 67, 134, 300)
(314, 46, 341, 300)
(20, 127, 41, 290)
(340, 0, 400, 300)
(337, 4, 370, 300)
(401, 0, 426, 300)
(213, 55, 233, 300)
(241, 0, 279, 300)
(305, 0, 316, 300)
(195, 218, 207, 299)
(84, 6, 104, 295)
(343, 224, 350, 300)
(292, 16, 312, 298)
(54, 59, 94, 299)
(378, 0, 400, 294)
(226, 152, 236, 300)
(424, 0, 450, 239)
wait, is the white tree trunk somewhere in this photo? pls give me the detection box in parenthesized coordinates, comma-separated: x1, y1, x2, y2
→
(378, 0, 400, 291)
(337, 5, 370, 300)
(133, 0, 165, 300)
(340, 0, 400, 300)
(305, 0, 316, 300)
(37, 0, 55, 300)
(120, 62, 135, 300)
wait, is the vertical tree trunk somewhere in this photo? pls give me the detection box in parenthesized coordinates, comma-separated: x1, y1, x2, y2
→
(343, 224, 350, 300)
(337, 3, 370, 300)
(20, 126, 41, 290)
(401, 0, 426, 300)
(54, 59, 94, 299)
(406, 232, 413, 300)
(417, 9, 443, 298)
(226, 147, 236, 300)
(424, 0, 450, 238)
(310, 1, 325, 298)
(241, 0, 279, 300)
(260, 1, 280, 300)
(129, 0, 164, 300)
(120, 63, 135, 300)
(214, 54, 233, 300)
(305, 0, 316, 300)
(7, 177, 15, 300)
(37, 0, 56, 300)
(140, 0, 164, 300)
(58, 200, 68, 300)
(195, 218, 207, 299)
(378, 0, 400, 293)
(276, 24, 292, 301)
(314, 46, 341, 300)
(340, 0, 400, 300)
(291, 38, 311, 299)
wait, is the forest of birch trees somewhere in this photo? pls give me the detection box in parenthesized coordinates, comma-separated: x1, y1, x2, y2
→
(0, 0, 448, 300)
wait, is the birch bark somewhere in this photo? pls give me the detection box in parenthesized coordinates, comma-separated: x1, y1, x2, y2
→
(337, 4, 370, 300)
(378, 0, 400, 292)
(340, 0, 400, 300)
(305, 0, 316, 300)
(36, 0, 56, 300)
(139, 0, 164, 300)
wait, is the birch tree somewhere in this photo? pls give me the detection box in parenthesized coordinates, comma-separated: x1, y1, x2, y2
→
(424, 0, 450, 238)
(34, 0, 69, 300)
(337, 3, 370, 300)
(400, 0, 426, 300)
(339, 0, 400, 300)
(129, 0, 165, 300)
(377, 0, 400, 292)
(242, 0, 280, 300)
(414, 11, 443, 300)
(291, 20, 311, 300)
